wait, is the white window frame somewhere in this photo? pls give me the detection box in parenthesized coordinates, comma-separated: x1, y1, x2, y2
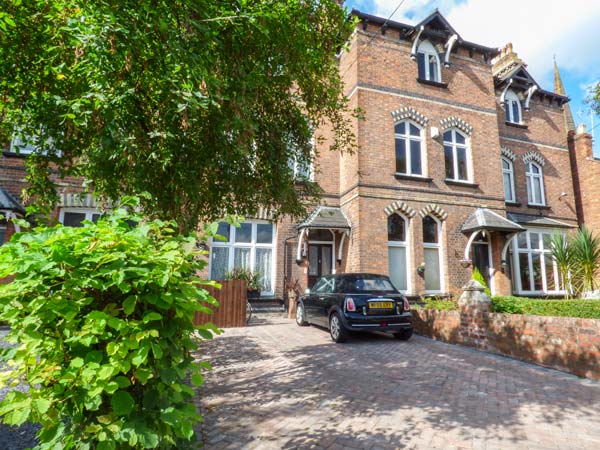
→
(525, 162, 545, 206)
(443, 128, 473, 183)
(9, 135, 36, 155)
(387, 213, 411, 293)
(208, 221, 277, 296)
(0, 224, 6, 246)
(290, 156, 314, 181)
(512, 229, 566, 295)
(394, 120, 427, 177)
(423, 215, 444, 295)
(59, 208, 102, 226)
(502, 157, 516, 203)
(505, 90, 522, 124)
(417, 40, 441, 83)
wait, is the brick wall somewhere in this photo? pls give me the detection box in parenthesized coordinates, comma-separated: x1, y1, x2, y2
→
(412, 308, 600, 380)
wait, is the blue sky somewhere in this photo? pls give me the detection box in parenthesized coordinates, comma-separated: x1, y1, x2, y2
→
(345, 0, 600, 155)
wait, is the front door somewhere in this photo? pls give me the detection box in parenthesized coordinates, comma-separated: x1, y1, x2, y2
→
(472, 239, 491, 290)
(308, 244, 333, 288)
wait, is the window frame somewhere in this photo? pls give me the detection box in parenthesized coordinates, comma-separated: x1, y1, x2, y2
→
(505, 90, 522, 124)
(422, 215, 444, 295)
(512, 229, 566, 295)
(443, 128, 473, 183)
(525, 161, 546, 206)
(209, 220, 277, 296)
(502, 157, 516, 203)
(417, 40, 441, 83)
(387, 213, 411, 293)
(59, 208, 102, 227)
(394, 120, 426, 177)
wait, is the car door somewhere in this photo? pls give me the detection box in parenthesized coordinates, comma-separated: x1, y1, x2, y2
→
(313, 276, 335, 327)
(304, 277, 325, 322)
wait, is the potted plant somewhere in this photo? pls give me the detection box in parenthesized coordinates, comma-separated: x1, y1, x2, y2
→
(417, 262, 426, 275)
(226, 268, 262, 300)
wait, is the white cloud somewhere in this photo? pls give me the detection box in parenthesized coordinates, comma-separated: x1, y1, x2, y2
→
(359, 0, 600, 91)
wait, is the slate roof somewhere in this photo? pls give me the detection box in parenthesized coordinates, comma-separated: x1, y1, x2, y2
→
(297, 206, 351, 230)
(0, 187, 25, 214)
(462, 208, 524, 233)
(507, 212, 575, 229)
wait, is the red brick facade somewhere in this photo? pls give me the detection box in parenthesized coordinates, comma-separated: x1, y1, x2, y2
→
(2, 10, 599, 302)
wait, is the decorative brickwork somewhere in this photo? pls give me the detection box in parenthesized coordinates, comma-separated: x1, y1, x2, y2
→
(500, 146, 516, 161)
(418, 204, 448, 221)
(439, 116, 473, 135)
(522, 150, 546, 166)
(390, 106, 429, 127)
(383, 201, 416, 218)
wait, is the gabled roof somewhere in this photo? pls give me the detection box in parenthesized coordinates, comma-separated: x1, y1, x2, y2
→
(462, 208, 524, 234)
(297, 206, 350, 230)
(414, 9, 461, 41)
(0, 187, 25, 215)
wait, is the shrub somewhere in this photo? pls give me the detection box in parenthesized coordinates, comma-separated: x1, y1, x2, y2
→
(471, 267, 491, 297)
(422, 297, 458, 311)
(491, 296, 600, 319)
(0, 203, 218, 449)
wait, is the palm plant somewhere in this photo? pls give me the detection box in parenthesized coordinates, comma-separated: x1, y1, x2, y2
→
(549, 232, 575, 299)
(572, 226, 600, 295)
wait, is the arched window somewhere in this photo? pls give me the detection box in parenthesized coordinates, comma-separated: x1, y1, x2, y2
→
(417, 40, 441, 83)
(505, 90, 522, 124)
(394, 121, 424, 176)
(388, 214, 409, 292)
(422, 215, 443, 293)
(502, 157, 515, 202)
(526, 162, 545, 205)
(443, 129, 471, 182)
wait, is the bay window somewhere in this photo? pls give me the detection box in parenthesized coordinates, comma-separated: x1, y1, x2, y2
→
(513, 229, 564, 294)
(210, 221, 276, 295)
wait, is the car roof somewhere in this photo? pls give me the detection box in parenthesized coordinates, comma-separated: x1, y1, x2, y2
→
(330, 273, 390, 279)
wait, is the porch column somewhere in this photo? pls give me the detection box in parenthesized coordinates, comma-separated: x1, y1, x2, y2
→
(491, 232, 512, 296)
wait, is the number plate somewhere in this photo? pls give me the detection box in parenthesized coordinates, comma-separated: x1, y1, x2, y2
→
(369, 301, 394, 309)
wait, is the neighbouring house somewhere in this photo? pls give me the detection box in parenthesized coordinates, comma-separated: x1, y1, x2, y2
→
(1, 9, 599, 301)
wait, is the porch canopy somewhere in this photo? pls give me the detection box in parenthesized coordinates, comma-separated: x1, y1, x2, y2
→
(461, 208, 524, 263)
(0, 186, 25, 215)
(296, 206, 351, 262)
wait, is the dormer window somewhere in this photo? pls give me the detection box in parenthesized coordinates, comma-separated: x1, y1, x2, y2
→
(505, 90, 522, 124)
(417, 40, 441, 83)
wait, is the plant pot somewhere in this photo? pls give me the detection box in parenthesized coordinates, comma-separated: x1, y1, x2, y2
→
(247, 289, 261, 301)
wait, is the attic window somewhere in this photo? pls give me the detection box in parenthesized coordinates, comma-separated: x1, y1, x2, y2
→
(505, 90, 522, 124)
(417, 40, 441, 83)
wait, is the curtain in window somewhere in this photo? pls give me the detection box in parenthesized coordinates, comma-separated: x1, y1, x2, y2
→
(255, 248, 273, 292)
(234, 248, 251, 270)
(211, 247, 229, 281)
(424, 248, 441, 291)
(388, 247, 407, 291)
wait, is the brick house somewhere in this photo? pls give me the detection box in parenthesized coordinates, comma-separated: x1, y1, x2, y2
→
(1, 9, 599, 300)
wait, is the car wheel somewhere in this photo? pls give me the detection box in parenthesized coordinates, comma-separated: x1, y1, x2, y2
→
(329, 312, 348, 343)
(296, 303, 308, 326)
(393, 329, 413, 341)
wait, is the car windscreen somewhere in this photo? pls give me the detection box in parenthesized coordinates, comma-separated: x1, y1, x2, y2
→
(338, 276, 397, 293)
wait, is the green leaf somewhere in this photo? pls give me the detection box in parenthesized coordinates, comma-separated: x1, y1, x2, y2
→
(111, 391, 135, 416)
(142, 312, 162, 323)
(191, 373, 203, 387)
(123, 296, 136, 316)
(34, 398, 51, 414)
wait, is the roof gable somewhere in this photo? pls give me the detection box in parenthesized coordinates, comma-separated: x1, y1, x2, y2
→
(415, 10, 461, 40)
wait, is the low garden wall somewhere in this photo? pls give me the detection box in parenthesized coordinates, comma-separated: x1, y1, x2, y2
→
(411, 289, 600, 381)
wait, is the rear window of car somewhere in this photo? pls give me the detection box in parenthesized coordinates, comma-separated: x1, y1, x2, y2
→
(337, 276, 397, 293)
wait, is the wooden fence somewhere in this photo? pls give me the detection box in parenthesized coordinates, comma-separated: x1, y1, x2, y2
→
(193, 280, 247, 328)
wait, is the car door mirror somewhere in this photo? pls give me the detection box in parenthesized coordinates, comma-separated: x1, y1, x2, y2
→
(305, 288, 311, 295)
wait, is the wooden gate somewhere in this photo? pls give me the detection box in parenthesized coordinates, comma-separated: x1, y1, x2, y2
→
(194, 280, 247, 328)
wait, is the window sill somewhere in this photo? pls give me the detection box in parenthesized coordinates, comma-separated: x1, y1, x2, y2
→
(394, 173, 433, 182)
(444, 179, 478, 188)
(505, 121, 528, 129)
(527, 204, 550, 210)
(2, 151, 29, 158)
(505, 201, 521, 207)
(416, 78, 448, 89)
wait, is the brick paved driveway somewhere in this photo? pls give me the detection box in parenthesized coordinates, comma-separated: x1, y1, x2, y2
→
(197, 315, 600, 450)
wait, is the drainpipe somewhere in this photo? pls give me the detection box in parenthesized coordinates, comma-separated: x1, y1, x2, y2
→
(282, 235, 296, 307)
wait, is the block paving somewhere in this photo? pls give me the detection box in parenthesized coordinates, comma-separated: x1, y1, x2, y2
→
(195, 316, 600, 449)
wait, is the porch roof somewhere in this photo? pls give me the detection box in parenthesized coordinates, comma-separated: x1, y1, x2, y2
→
(507, 212, 575, 229)
(0, 187, 25, 215)
(462, 208, 524, 234)
(297, 206, 350, 230)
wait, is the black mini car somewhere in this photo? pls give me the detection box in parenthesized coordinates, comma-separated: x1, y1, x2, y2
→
(296, 273, 413, 343)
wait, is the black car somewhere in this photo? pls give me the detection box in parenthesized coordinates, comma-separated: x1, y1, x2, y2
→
(296, 273, 412, 343)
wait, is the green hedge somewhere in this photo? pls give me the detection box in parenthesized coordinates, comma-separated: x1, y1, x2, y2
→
(491, 296, 600, 319)
(420, 298, 458, 311)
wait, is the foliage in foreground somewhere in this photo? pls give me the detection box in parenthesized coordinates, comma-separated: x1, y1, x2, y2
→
(491, 296, 600, 319)
(0, 205, 218, 449)
(0, 0, 357, 233)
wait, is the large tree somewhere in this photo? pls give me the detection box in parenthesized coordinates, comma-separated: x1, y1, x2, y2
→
(0, 0, 356, 233)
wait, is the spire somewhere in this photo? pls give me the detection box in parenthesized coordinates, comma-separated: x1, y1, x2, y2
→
(554, 58, 576, 133)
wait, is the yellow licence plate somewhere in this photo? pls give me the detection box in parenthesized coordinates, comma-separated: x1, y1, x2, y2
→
(369, 301, 394, 309)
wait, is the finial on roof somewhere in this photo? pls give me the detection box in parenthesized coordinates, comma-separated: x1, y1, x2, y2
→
(553, 59, 576, 133)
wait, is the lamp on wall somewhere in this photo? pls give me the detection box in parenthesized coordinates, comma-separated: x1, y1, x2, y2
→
(558, 192, 568, 201)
